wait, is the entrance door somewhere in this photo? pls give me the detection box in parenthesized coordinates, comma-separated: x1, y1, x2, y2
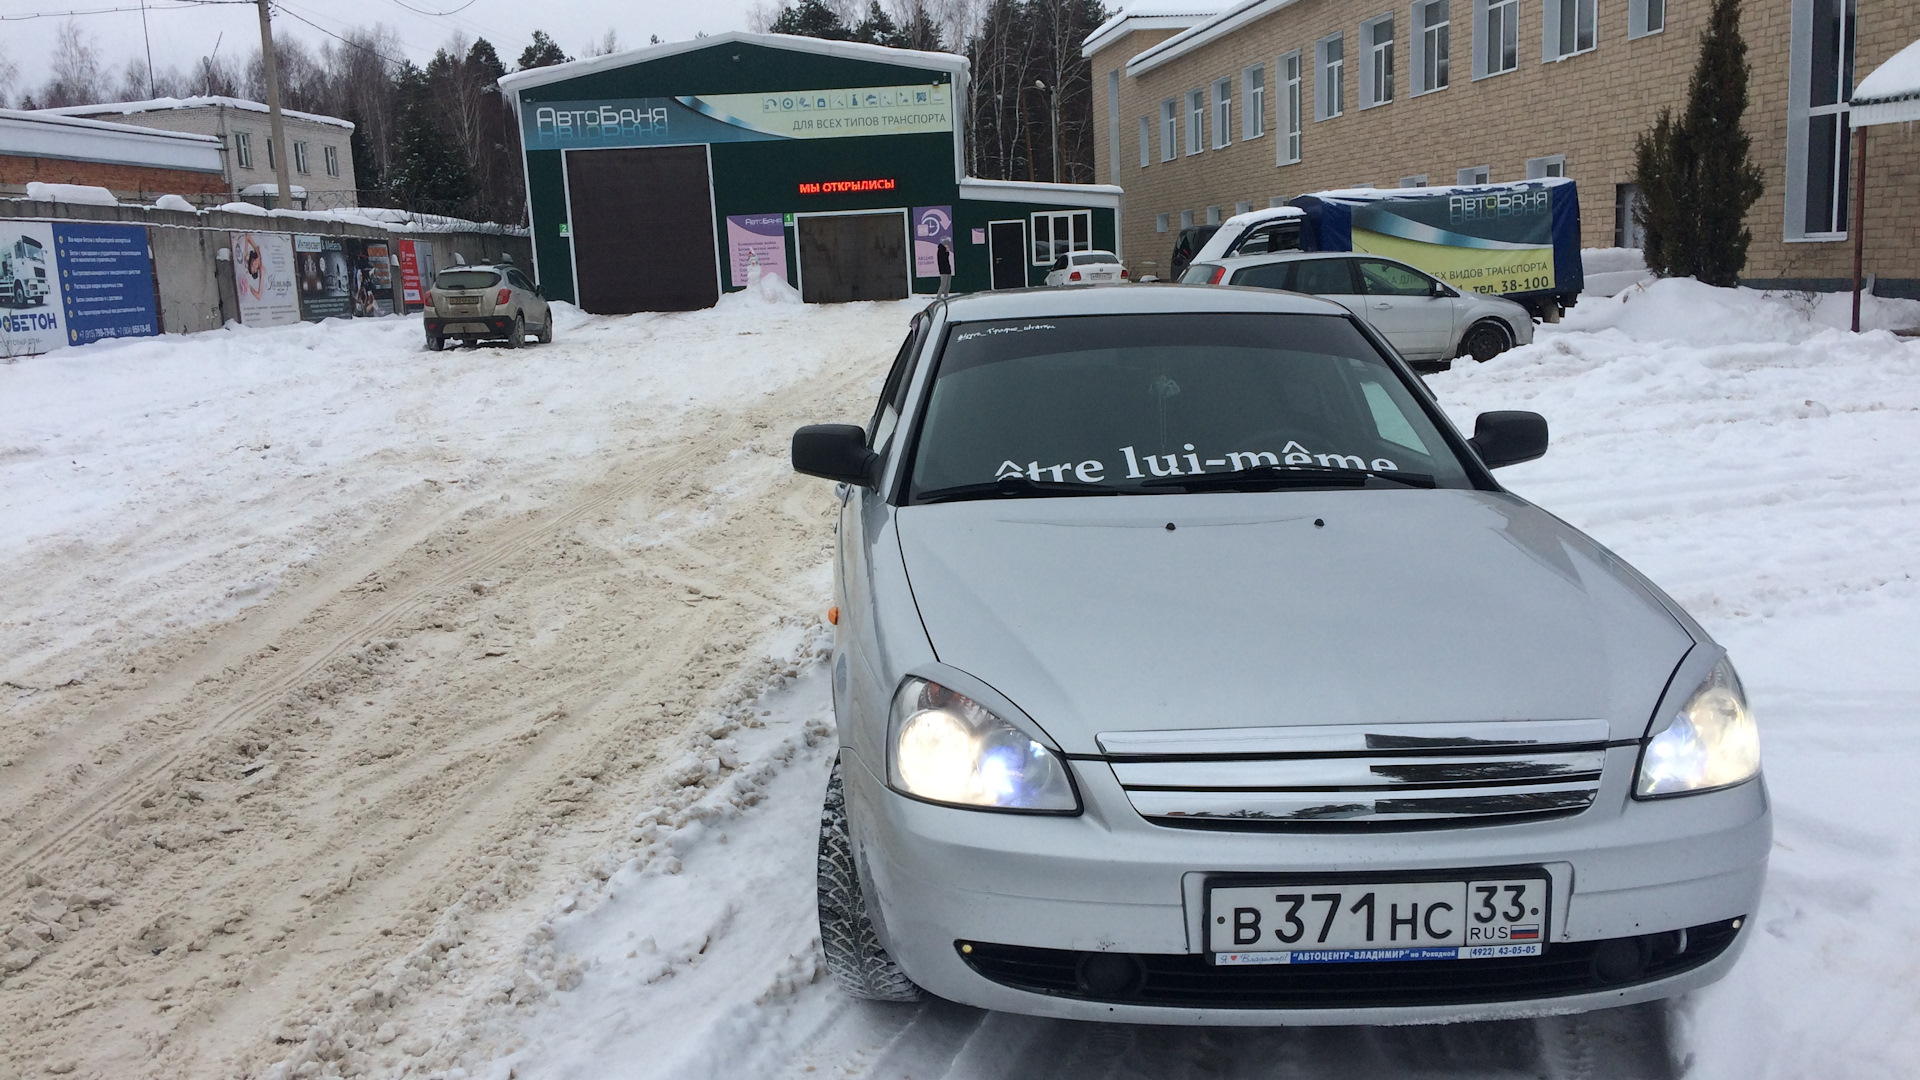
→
(565, 145, 718, 313)
(988, 220, 1027, 289)
(796, 212, 909, 303)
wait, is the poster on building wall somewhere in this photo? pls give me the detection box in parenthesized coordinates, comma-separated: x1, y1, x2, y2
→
(398, 239, 425, 306)
(361, 242, 394, 316)
(295, 234, 354, 321)
(726, 215, 788, 287)
(0, 222, 64, 357)
(911, 206, 953, 278)
(231, 231, 300, 326)
(52, 223, 160, 345)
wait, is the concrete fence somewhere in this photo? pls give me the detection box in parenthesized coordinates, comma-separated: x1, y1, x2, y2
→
(0, 196, 533, 344)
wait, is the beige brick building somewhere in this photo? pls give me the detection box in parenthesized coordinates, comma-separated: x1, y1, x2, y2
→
(1089, 0, 1919, 296)
(39, 97, 360, 210)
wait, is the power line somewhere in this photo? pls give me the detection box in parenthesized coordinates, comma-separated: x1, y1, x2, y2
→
(383, 0, 480, 16)
(0, 0, 252, 19)
(270, 2, 417, 64)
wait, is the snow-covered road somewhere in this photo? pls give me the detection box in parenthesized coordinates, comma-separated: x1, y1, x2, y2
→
(4, 279, 1918, 1080)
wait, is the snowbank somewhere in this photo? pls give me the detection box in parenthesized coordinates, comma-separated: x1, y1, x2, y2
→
(25, 182, 117, 206)
(1579, 246, 1654, 297)
(152, 193, 197, 213)
(1565, 276, 1920, 343)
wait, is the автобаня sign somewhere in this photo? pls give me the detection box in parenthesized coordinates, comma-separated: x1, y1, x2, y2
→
(524, 84, 953, 150)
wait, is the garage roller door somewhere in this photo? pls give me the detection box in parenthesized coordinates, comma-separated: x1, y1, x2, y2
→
(797, 213, 909, 304)
(565, 146, 718, 313)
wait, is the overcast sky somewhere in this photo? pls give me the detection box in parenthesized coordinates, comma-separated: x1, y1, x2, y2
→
(2, 0, 769, 99)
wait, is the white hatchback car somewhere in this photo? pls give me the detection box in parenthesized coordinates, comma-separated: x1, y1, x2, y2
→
(1044, 250, 1128, 287)
(1183, 252, 1533, 370)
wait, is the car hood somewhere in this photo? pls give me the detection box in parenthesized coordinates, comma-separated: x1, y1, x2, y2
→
(893, 489, 1693, 753)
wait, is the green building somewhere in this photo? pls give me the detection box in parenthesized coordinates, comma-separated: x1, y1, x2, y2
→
(499, 32, 1121, 311)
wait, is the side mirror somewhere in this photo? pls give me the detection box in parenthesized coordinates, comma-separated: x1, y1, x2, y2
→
(1431, 280, 1454, 298)
(1468, 411, 1548, 469)
(792, 424, 878, 487)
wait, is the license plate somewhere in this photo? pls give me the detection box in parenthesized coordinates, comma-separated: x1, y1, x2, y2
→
(1207, 874, 1549, 965)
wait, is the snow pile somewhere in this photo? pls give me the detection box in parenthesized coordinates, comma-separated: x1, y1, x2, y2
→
(0, 298, 915, 689)
(1566, 275, 1920, 342)
(1579, 247, 1654, 297)
(1852, 36, 1920, 103)
(151, 193, 197, 213)
(25, 182, 117, 206)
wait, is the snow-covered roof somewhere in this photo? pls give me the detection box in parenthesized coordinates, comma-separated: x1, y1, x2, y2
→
(1125, 0, 1303, 75)
(498, 31, 969, 98)
(1852, 38, 1920, 126)
(38, 96, 354, 131)
(958, 177, 1123, 208)
(1082, 0, 1235, 58)
(0, 107, 224, 174)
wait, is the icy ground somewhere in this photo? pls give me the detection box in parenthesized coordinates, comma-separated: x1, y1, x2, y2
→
(3, 277, 1918, 1080)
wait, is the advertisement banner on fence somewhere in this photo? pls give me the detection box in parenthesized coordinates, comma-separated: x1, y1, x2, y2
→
(295, 234, 353, 321)
(0, 222, 64, 356)
(362, 242, 394, 315)
(726, 214, 787, 287)
(53, 222, 160, 344)
(231, 231, 300, 326)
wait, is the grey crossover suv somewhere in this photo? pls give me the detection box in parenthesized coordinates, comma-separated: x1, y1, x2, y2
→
(791, 285, 1768, 1025)
(424, 264, 553, 350)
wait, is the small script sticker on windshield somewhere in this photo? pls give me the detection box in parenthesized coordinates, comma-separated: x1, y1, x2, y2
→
(954, 323, 1057, 342)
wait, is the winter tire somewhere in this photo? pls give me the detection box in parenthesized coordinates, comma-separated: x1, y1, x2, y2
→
(11, 283, 21, 307)
(818, 760, 923, 1002)
(536, 316, 553, 344)
(504, 314, 525, 349)
(1461, 319, 1513, 363)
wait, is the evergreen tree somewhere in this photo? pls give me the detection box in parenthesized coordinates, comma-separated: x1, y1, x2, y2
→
(853, 2, 903, 46)
(769, 0, 853, 40)
(387, 62, 473, 213)
(518, 31, 571, 71)
(1631, 0, 1764, 286)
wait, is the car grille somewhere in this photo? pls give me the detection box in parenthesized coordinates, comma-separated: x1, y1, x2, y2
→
(1097, 719, 1609, 829)
(956, 919, 1741, 1009)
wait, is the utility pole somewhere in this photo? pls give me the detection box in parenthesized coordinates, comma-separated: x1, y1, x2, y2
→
(255, 0, 294, 209)
(1034, 79, 1059, 184)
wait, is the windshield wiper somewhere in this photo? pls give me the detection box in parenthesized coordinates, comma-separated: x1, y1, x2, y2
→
(1139, 464, 1437, 492)
(914, 475, 1130, 504)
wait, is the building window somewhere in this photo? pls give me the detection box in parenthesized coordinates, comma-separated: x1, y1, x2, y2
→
(1413, 0, 1451, 94)
(1243, 64, 1266, 139)
(1161, 99, 1178, 161)
(294, 141, 310, 175)
(1361, 15, 1394, 108)
(1269, 196, 1289, 207)
(1787, 0, 1854, 238)
(1629, 0, 1664, 37)
(1032, 209, 1092, 265)
(235, 131, 253, 170)
(1280, 51, 1303, 163)
(1140, 117, 1152, 167)
(1213, 77, 1233, 147)
(1526, 154, 1567, 178)
(1316, 34, 1345, 120)
(1187, 89, 1206, 154)
(1401, 174, 1430, 186)
(1206, 205, 1222, 225)
(1459, 164, 1491, 184)
(1615, 183, 1646, 247)
(1475, 0, 1519, 77)
(1180, 209, 1195, 229)
(1156, 213, 1170, 233)
(1544, 0, 1597, 60)
(1236, 200, 1254, 214)
(323, 145, 340, 177)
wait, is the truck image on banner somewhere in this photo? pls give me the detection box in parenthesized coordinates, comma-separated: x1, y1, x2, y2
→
(1289, 178, 1584, 318)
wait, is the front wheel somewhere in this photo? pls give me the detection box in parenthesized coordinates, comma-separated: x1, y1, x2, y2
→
(425, 333, 443, 352)
(10, 283, 21, 307)
(503, 314, 524, 349)
(818, 761, 923, 1002)
(1460, 319, 1513, 363)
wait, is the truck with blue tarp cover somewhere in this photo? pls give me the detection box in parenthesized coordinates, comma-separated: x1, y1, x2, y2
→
(1287, 178, 1584, 319)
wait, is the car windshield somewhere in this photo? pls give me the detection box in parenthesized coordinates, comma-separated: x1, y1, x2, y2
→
(435, 270, 501, 290)
(1074, 253, 1120, 265)
(907, 313, 1473, 500)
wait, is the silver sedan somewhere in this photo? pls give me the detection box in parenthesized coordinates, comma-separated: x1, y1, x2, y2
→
(1182, 251, 1535, 370)
(793, 285, 1768, 1025)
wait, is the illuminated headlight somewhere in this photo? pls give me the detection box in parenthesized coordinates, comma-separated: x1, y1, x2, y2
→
(887, 677, 1078, 812)
(1635, 658, 1761, 798)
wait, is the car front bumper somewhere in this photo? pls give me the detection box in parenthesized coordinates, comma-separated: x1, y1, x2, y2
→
(843, 744, 1769, 1025)
(425, 314, 513, 337)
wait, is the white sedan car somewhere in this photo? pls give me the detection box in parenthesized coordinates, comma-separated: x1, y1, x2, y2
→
(789, 285, 1767, 1025)
(1182, 251, 1533, 370)
(1044, 250, 1128, 286)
